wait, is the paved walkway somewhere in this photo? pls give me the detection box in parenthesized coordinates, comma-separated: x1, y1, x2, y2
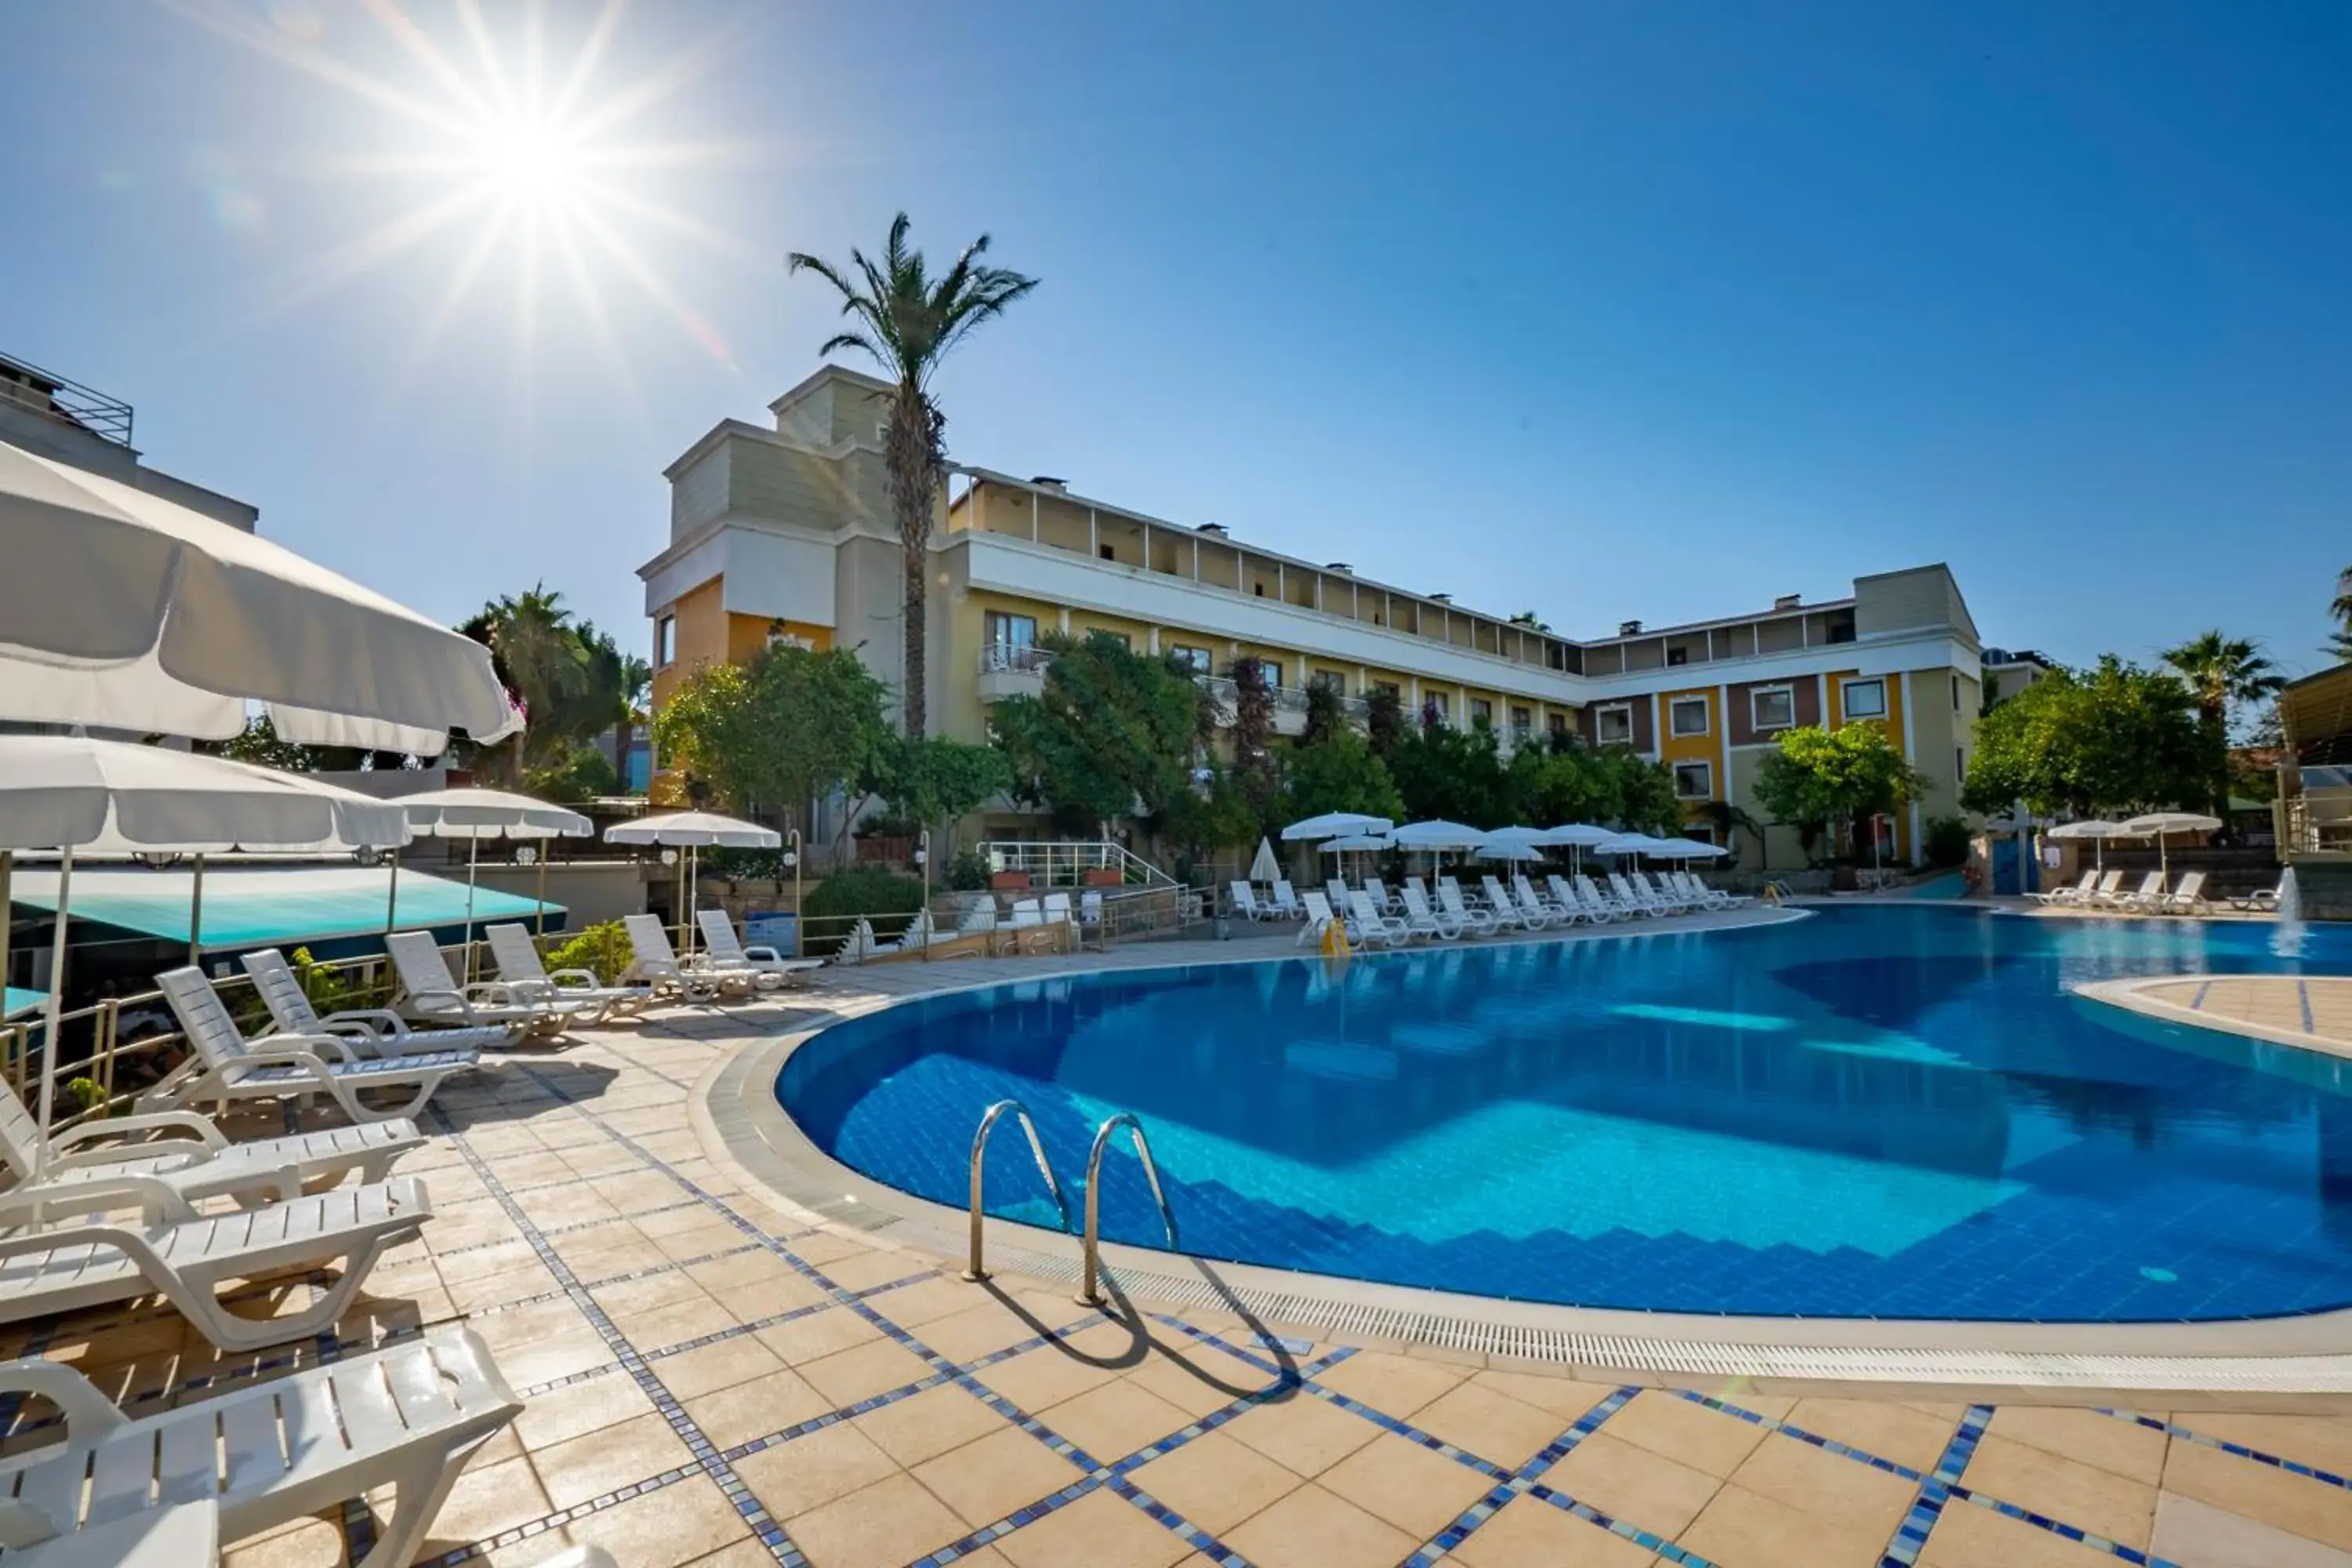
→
(24, 934, 2352, 1568)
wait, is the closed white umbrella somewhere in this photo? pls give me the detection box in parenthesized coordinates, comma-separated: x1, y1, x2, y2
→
(2119, 812, 2223, 879)
(0, 735, 408, 1171)
(605, 811, 783, 956)
(399, 787, 593, 955)
(2049, 818, 2127, 873)
(1279, 812, 1394, 842)
(0, 444, 515, 753)
(1247, 837, 1281, 885)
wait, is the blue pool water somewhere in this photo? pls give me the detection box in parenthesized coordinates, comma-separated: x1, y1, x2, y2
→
(777, 908, 2352, 1321)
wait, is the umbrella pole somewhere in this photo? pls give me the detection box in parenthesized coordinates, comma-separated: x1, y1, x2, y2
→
(687, 846, 699, 956)
(465, 834, 480, 985)
(385, 852, 401, 933)
(187, 853, 205, 970)
(34, 845, 72, 1176)
(0, 849, 12, 1008)
(535, 848, 547, 942)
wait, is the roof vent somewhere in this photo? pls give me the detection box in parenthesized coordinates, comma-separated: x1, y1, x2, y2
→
(1618, 619, 1642, 636)
(1429, 592, 1453, 604)
(1029, 476, 1068, 492)
(1773, 593, 1802, 611)
(1325, 562, 1353, 574)
(1195, 522, 1229, 537)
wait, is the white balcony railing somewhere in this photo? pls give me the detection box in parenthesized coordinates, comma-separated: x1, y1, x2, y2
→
(978, 643, 1054, 674)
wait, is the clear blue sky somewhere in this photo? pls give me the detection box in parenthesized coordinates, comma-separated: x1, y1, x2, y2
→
(7, 2, 2349, 677)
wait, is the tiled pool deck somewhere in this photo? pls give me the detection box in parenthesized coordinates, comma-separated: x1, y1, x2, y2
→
(24, 923, 2352, 1568)
(2080, 975, 2352, 1062)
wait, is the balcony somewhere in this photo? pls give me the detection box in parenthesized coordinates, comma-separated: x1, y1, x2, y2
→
(978, 648, 1377, 738)
(975, 642, 1051, 702)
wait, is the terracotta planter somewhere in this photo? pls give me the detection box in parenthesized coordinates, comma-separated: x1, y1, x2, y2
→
(990, 870, 1032, 892)
(1083, 868, 1123, 887)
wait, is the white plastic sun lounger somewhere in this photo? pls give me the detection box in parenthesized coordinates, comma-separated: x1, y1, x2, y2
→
(1365, 877, 1408, 915)
(1399, 880, 1462, 939)
(1668, 872, 1728, 910)
(1436, 878, 1501, 937)
(241, 949, 517, 1057)
(2031, 869, 2100, 907)
(5, 1500, 219, 1567)
(0, 1078, 418, 1211)
(147, 969, 478, 1127)
(1229, 881, 1274, 922)
(1298, 889, 1341, 946)
(621, 914, 745, 1000)
(1634, 871, 1692, 913)
(1477, 875, 1538, 931)
(1347, 890, 1410, 947)
(1548, 874, 1610, 923)
(1270, 880, 1303, 920)
(386, 931, 590, 1034)
(2156, 870, 2209, 914)
(2109, 871, 2169, 912)
(0, 1167, 430, 1350)
(695, 910, 826, 985)
(485, 924, 659, 1019)
(0, 1326, 516, 1568)
(1513, 873, 1576, 926)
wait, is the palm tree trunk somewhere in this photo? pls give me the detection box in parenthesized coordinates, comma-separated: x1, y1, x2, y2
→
(884, 385, 938, 739)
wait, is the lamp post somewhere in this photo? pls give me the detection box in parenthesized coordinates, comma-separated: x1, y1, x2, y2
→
(785, 828, 803, 958)
(914, 832, 931, 960)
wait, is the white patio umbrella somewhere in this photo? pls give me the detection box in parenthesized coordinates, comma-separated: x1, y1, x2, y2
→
(1316, 833, 1392, 881)
(1475, 841, 1547, 862)
(2119, 812, 2222, 879)
(0, 442, 516, 753)
(2048, 818, 2127, 873)
(0, 735, 410, 1171)
(1279, 812, 1394, 841)
(1391, 818, 1490, 876)
(398, 788, 593, 959)
(604, 811, 782, 955)
(1642, 838, 1726, 860)
(1534, 822, 1615, 873)
(1247, 837, 1281, 885)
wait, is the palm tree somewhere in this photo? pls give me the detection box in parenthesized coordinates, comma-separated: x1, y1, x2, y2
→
(788, 214, 1037, 738)
(615, 652, 653, 794)
(2333, 567, 2352, 662)
(467, 586, 591, 782)
(2161, 630, 2286, 823)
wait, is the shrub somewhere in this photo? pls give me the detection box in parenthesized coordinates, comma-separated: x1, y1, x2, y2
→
(946, 849, 989, 891)
(804, 869, 924, 954)
(1923, 815, 1973, 869)
(545, 920, 633, 985)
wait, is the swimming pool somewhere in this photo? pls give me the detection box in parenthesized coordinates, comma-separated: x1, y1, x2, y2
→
(776, 907, 2352, 1322)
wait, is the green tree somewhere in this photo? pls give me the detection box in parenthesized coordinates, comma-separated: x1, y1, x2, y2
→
(788, 214, 1038, 739)
(988, 633, 1208, 834)
(1960, 659, 2205, 818)
(1364, 685, 1406, 755)
(1591, 745, 1683, 837)
(614, 652, 653, 795)
(1280, 729, 1405, 824)
(865, 733, 1012, 850)
(1386, 722, 1514, 826)
(2162, 630, 2285, 825)
(2333, 568, 2352, 661)
(210, 713, 314, 771)
(1152, 767, 1262, 873)
(1227, 655, 1281, 828)
(1752, 722, 1926, 858)
(652, 642, 893, 833)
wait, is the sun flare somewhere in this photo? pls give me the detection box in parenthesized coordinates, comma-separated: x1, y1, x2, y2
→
(467, 114, 590, 210)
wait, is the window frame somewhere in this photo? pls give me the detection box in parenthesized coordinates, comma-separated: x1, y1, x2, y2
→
(1840, 678, 1887, 721)
(983, 610, 1039, 649)
(1668, 695, 1710, 738)
(1469, 697, 1494, 728)
(1672, 759, 1714, 800)
(1750, 686, 1796, 733)
(655, 614, 677, 668)
(1594, 702, 1635, 746)
(1168, 644, 1212, 673)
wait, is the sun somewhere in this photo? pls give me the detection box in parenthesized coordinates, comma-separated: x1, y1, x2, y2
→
(466, 114, 590, 210)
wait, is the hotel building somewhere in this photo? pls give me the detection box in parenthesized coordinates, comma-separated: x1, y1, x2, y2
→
(639, 366, 1987, 866)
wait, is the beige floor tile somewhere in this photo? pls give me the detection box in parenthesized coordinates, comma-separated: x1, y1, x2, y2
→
(488, 1327, 615, 1388)
(1606, 1392, 1771, 1479)
(912, 1425, 1088, 1528)
(514, 1367, 657, 1451)
(1414, 1381, 1577, 1471)
(2177, 1412, 2352, 1478)
(975, 1341, 1125, 1414)
(1124, 1351, 1268, 1421)
(1789, 1398, 1958, 1474)
(996, 1488, 1193, 1568)
(866, 1273, 992, 1327)
(1315, 1349, 1471, 1417)
(682, 1367, 834, 1448)
(2163, 1437, 2352, 1552)
(1126, 1430, 1305, 1534)
(441, 1258, 557, 1309)
(733, 1425, 899, 1521)
(656, 1336, 789, 1402)
(1450, 1494, 1660, 1568)
(1726, 1430, 1916, 1541)
(792, 1230, 877, 1266)
(754, 1304, 884, 1366)
(1961, 1433, 2154, 1549)
(1472, 1369, 1623, 1425)
(222, 1514, 347, 1568)
(1320, 1429, 1497, 1537)
(532, 1409, 692, 1510)
(1544, 1432, 1722, 1538)
(1223, 1480, 1420, 1568)
(1221, 1392, 1385, 1478)
(797, 1337, 935, 1408)
(1679, 1483, 1889, 1568)
(1918, 1498, 2124, 1567)
(396, 1451, 550, 1556)
(682, 1247, 803, 1297)
(564, 1475, 752, 1568)
(591, 1268, 713, 1319)
(1037, 1379, 1193, 1463)
(914, 1300, 1057, 1364)
(713, 1276, 833, 1326)
(613, 1294, 741, 1352)
(1987, 1406, 2170, 1486)
(853, 1383, 1010, 1467)
(2152, 1490, 2352, 1568)
(816, 1248, 934, 1294)
(786, 1472, 971, 1568)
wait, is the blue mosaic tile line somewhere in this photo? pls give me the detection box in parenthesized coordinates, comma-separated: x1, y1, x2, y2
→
(435, 1196, 706, 1254)
(1940, 1487, 2180, 1567)
(2191, 979, 2213, 1010)
(1880, 1404, 1992, 1568)
(1400, 1386, 1643, 1568)
(2099, 1408, 2352, 1491)
(2303, 978, 2318, 1035)
(1667, 1387, 1929, 1483)
(426, 1108, 811, 1568)
(1525, 1481, 1719, 1566)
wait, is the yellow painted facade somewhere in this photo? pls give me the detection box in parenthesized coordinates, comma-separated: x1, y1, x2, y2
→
(1825, 668, 1911, 858)
(1656, 687, 1725, 834)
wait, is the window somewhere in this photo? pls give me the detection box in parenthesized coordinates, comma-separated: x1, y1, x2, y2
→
(1841, 679, 1886, 720)
(1470, 698, 1494, 728)
(1091, 630, 1131, 650)
(1669, 695, 1709, 737)
(1667, 645, 1687, 666)
(654, 614, 676, 666)
(1957, 746, 1965, 784)
(1673, 760, 1713, 800)
(1547, 710, 1568, 737)
(1258, 660, 1283, 689)
(1169, 644, 1211, 673)
(1373, 679, 1401, 702)
(1751, 687, 1795, 731)
(1952, 673, 1962, 712)
(1309, 670, 1346, 693)
(1510, 705, 1532, 731)
(768, 630, 813, 651)
(1683, 825, 1719, 846)
(1424, 691, 1450, 723)
(983, 611, 1037, 650)
(1098, 543, 1115, 561)
(1595, 704, 1633, 745)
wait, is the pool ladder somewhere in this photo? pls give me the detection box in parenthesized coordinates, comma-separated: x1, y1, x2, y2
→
(965, 1101, 1178, 1307)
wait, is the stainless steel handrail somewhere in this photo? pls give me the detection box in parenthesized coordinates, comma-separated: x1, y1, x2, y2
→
(1076, 1113, 1178, 1307)
(964, 1098, 1070, 1282)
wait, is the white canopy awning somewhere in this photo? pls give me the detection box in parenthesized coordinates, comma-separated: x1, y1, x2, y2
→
(605, 811, 782, 849)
